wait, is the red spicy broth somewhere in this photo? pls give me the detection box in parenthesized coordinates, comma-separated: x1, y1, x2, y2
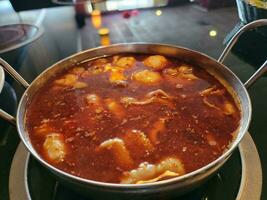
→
(25, 54, 240, 184)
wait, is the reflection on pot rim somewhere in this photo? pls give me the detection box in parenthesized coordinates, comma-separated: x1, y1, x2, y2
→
(0, 67, 4, 94)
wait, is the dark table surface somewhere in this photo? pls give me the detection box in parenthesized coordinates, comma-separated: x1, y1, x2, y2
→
(0, 1, 266, 199)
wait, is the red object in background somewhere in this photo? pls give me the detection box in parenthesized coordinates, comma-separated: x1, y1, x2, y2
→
(75, 1, 87, 15)
(122, 11, 131, 19)
(131, 9, 140, 16)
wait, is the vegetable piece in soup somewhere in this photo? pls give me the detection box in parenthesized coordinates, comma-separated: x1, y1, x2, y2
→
(26, 54, 240, 184)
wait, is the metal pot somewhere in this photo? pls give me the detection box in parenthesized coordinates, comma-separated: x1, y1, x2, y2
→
(0, 20, 267, 199)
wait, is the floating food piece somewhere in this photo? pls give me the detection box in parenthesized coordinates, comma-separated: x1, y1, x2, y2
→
(136, 171, 179, 184)
(109, 71, 128, 86)
(200, 86, 224, 96)
(86, 94, 104, 113)
(73, 81, 88, 89)
(178, 66, 199, 80)
(124, 129, 154, 154)
(203, 97, 236, 115)
(115, 57, 136, 69)
(112, 56, 120, 64)
(201, 86, 235, 115)
(121, 89, 175, 109)
(120, 157, 185, 184)
(54, 74, 87, 89)
(164, 65, 199, 80)
(54, 74, 78, 86)
(132, 70, 161, 84)
(85, 66, 103, 76)
(86, 94, 101, 106)
(99, 138, 133, 168)
(104, 63, 120, 72)
(43, 133, 66, 163)
(206, 134, 217, 146)
(105, 65, 128, 87)
(70, 67, 85, 75)
(146, 89, 172, 99)
(93, 58, 108, 66)
(105, 98, 125, 118)
(143, 55, 168, 70)
(146, 89, 175, 109)
(223, 102, 236, 115)
(149, 118, 167, 144)
(34, 123, 53, 136)
(121, 96, 154, 106)
(81, 58, 108, 77)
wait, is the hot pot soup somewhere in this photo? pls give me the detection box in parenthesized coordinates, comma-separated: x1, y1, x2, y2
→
(25, 54, 240, 184)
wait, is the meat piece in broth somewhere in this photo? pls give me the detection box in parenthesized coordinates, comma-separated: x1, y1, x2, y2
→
(124, 129, 154, 156)
(132, 70, 161, 84)
(178, 66, 199, 80)
(43, 133, 66, 163)
(86, 94, 104, 113)
(120, 157, 185, 184)
(120, 89, 175, 109)
(105, 99, 125, 119)
(146, 89, 175, 109)
(98, 138, 133, 169)
(163, 65, 199, 87)
(109, 71, 128, 86)
(200, 86, 236, 115)
(143, 55, 168, 70)
(149, 118, 168, 145)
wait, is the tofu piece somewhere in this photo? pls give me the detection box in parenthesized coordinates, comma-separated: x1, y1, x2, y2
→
(43, 133, 66, 163)
(55, 74, 78, 86)
(115, 57, 136, 69)
(143, 55, 168, 70)
(109, 71, 128, 87)
(132, 70, 161, 84)
(54, 74, 87, 89)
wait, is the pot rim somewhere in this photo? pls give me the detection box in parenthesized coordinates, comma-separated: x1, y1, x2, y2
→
(16, 42, 252, 189)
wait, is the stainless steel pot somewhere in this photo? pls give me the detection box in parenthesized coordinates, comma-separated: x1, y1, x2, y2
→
(0, 20, 267, 199)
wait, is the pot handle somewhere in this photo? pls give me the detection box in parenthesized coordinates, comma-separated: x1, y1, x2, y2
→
(218, 19, 267, 89)
(0, 58, 30, 126)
